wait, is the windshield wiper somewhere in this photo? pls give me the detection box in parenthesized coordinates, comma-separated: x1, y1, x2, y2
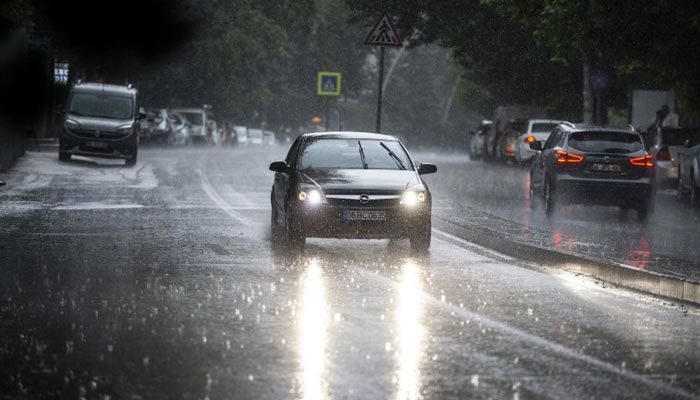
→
(380, 142, 406, 170)
(357, 141, 368, 169)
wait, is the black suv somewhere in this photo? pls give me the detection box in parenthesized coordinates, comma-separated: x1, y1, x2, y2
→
(60, 82, 141, 166)
(529, 123, 655, 220)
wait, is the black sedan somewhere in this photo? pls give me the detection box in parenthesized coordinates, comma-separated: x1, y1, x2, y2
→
(269, 132, 437, 250)
(529, 123, 655, 221)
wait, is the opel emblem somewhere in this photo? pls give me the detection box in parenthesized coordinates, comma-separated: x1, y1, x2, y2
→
(604, 156, 610, 163)
(359, 194, 370, 204)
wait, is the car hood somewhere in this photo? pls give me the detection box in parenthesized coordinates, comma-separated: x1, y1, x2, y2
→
(300, 169, 419, 192)
(67, 115, 132, 132)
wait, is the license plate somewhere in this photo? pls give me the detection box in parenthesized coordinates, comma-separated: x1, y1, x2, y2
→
(342, 210, 386, 221)
(85, 141, 109, 149)
(591, 163, 622, 172)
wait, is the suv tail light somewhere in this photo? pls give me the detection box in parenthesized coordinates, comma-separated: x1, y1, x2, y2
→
(656, 146, 671, 161)
(555, 150, 585, 165)
(629, 154, 654, 168)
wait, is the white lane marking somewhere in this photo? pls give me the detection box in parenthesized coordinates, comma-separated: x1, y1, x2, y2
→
(361, 264, 698, 399)
(52, 203, 144, 210)
(198, 163, 252, 227)
(432, 228, 514, 261)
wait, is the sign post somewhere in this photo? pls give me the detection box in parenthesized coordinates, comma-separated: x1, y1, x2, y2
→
(317, 71, 342, 130)
(364, 13, 401, 133)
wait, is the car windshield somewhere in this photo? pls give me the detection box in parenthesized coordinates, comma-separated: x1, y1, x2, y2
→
(69, 93, 133, 119)
(531, 123, 560, 133)
(299, 138, 411, 170)
(180, 112, 203, 125)
(568, 131, 644, 153)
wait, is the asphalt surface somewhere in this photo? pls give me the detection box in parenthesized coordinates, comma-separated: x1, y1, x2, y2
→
(0, 146, 698, 399)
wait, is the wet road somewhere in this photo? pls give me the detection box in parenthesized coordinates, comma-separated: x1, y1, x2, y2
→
(0, 146, 698, 399)
(428, 153, 700, 280)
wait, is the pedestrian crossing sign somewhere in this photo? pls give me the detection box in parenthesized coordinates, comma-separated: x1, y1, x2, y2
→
(363, 13, 402, 47)
(317, 71, 342, 96)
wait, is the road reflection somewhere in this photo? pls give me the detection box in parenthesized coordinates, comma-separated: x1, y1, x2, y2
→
(298, 258, 328, 400)
(394, 260, 424, 400)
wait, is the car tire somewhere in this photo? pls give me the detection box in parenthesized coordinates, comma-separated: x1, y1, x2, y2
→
(677, 176, 687, 202)
(544, 178, 556, 218)
(529, 174, 538, 211)
(270, 196, 283, 241)
(691, 172, 700, 207)
(410, 220, 431, 253)
(637, 202, 650, 222)
(284, 204, 305, 248)
(58, 151, 71, 162)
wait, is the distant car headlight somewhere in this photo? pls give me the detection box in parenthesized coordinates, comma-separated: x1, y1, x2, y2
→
(401, 190, 426, 206)
(298, 189, 323, 205)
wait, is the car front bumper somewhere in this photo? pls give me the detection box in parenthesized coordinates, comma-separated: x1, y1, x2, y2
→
(291, 202, 431, 239)
(60, 131, 137, 159)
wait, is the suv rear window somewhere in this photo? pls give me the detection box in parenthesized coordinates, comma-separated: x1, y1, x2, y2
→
(531, 123, 559, 133)
(568, 131, 643, 154)
(661, 128, 700, 146)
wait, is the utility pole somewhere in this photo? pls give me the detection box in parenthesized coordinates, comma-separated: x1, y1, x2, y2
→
(376, 47, 385, 133)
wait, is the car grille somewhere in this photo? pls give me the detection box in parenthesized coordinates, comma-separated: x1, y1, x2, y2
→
(325, 192, 402, 207)
(69, 128, 130, 140)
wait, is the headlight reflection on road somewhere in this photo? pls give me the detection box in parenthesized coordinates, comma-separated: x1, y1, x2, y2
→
(395, 260, 424, 400)
(298, 258, 328, 400)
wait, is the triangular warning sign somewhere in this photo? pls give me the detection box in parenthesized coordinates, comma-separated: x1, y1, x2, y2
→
(363, 13, 402, 47)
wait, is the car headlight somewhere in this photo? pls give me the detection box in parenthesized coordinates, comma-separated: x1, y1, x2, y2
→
(117, 124, 133, 134)
(298, 189, 324, 205)
(401, 190, 426, 206)
(64, 120, 79, 131)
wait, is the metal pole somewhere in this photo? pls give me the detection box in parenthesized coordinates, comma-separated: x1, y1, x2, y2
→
(338, 105, 342, 131)
(375, 46, 385, 133)
(325, 99, 330, 131)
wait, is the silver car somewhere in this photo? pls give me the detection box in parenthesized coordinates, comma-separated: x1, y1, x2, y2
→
(677, 140, 700, 205)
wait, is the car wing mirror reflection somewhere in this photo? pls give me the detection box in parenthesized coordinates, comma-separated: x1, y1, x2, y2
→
(417, 163, 437, 175)
(529, 141, 543, 151)
(269, 161, 288, 173)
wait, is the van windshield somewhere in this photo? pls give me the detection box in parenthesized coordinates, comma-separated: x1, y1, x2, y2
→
(69, 93, 133, 120)
(180, 112, 204, 126)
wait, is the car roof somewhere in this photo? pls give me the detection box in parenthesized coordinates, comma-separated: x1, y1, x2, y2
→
(170, 108, 204, 113)
(562, 123, 637, 134)
(72, 82, 136, 96)
(301, 131, 399, 141)
(529, 119, 566, 124)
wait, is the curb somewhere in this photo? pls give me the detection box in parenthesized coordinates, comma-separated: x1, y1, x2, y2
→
(435, 216, 700, 306)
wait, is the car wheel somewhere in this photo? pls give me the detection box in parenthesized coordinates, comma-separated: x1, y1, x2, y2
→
(410, 220, 431, 253)
(270, 196, 283, 241)
(691, 172, 700, 207)
(544, 178, 556, 218)
(284, 204, 305, 248)
(637, 202, 650, 222)
(58, 151, 71, 162)
(677, 176, 687, 202)
(529, 174, 538, 211)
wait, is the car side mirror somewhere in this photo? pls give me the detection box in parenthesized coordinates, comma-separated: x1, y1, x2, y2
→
(529, 141, 542, 151)
(269, 161, 288, 173)
(417, 163, 437, 175)
(685, 139, 693, 148)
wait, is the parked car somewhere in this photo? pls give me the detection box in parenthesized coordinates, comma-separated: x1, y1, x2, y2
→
(234, 126, 248, 145)
(263, 130, 277, 145)
(170, 107, 209, 144)
(529, 124, 655, 221)
(468, 120, 491, 160)
(487, 105, 547, 162)
(515, 119, 569, 163)
(145, 108, 172, 143)
(645, 126, 700, 188)
(59, 82, 141, 167)
(677, 140, 700, 206)
(168, 112, 192, 146)
(248, 128, 264, 145)
(269, 131, 437, 251)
